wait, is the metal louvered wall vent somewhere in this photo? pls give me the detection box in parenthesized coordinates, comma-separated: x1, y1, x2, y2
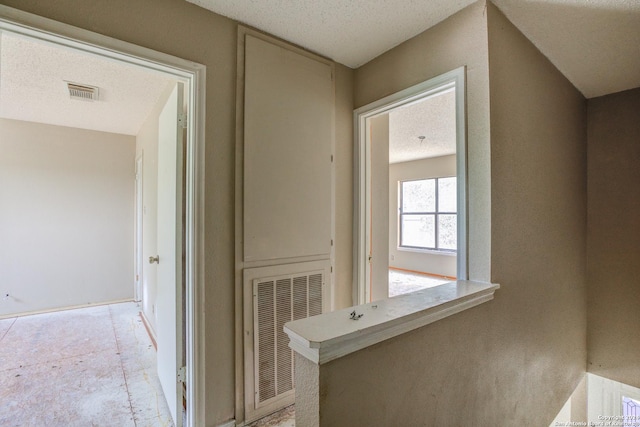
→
(254, 271, 323, 406)
(67, 82, 99, 101)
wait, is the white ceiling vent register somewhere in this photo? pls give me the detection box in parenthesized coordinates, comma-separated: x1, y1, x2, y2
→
(66, 82, 99, 101)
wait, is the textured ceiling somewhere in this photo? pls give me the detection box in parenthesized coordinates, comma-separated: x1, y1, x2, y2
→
(187, 0, 475, 68)
(389, 89, 456, 164)
(0, 32, 176, 135)
(493, 0, 640, 98)
(189, 0, 640, 98)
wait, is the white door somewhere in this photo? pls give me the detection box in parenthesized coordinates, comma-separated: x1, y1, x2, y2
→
(156, 82, 185, 427)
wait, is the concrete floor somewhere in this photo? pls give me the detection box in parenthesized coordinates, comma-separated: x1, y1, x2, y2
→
(0, 302, 173, 427)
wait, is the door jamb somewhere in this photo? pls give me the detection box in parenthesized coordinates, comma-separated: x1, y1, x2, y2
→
(352, 67, 468, 305)
(135, 154, 144, 302)
(0, 6, 207, 427)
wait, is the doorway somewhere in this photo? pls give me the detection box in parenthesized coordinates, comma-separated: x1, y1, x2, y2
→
(353, 68, 467, 304)
(0, 10, 205, 427)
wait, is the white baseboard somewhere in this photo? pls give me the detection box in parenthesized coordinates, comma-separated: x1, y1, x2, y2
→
(138, 309, 158, 349)
(0, 298, 134, 320)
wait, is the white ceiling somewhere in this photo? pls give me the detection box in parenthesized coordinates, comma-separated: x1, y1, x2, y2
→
(389, 89, 456, 164)
(187, 0, 475, 69)
(0, 32, 176, 135)
(492, 0, 640, 99)
(188, 0, 640, 99)
(2, 1, 636, 137)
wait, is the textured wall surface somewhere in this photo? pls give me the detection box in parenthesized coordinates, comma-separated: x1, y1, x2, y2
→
(322, 3, 492, 423)
(0, 1, 354, 424)
(315, 2, 588, 426)
(355, 0, 491, 282)
(333, 64, 355, 310)
(587, 87, 640, 389)
(0, 2, 237, 421)
(295, 353, 320, 427)
(488, 0, 587, 421)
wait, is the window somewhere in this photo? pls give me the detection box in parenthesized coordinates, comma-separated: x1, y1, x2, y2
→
(399, 177, 457, 251)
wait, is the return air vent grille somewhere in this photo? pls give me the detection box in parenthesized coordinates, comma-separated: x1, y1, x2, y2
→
(67, 82, 99, 101)
(254, 270, 324, 406)
(244, 260, 330, 422)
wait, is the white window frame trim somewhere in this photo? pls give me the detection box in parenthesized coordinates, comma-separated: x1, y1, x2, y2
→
(353, 67, 468, 305)
(0, 6, 207, 427)
(398, 176, 458, 252)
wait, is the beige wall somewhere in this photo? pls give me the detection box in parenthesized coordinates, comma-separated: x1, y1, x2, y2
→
(0, 1, 240, 423)
(333, 64, 355, 310)
(1, 0, 597, 424)
(389, 155, 457, 278)
(322, 5, 491, 424)
(355, 2, 492, 283)
(0, 1, 354, 424)
(488, 2, 587, 422)
(587, 87, 640, 389)
(0, 118, 135, 317)
(135, 82, 175, 333)
(314, 2, 587, 426)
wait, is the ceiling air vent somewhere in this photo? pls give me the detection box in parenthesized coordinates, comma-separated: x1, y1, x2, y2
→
(66, 82, 99, 102)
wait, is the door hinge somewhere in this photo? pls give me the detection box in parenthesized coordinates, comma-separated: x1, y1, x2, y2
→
(178, 114, 188, 129)
(177, 366, 186, 383)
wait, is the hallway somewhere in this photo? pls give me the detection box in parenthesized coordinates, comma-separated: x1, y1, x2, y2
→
(0, 302, 173, 426)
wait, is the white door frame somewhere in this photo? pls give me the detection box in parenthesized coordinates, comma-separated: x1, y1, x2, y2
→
(0, 7, 207, 427)
(352, 67, 468, 305)
(135, 155, 144, 302)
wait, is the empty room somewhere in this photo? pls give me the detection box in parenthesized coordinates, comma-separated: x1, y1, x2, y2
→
(0, 28, 188, 426)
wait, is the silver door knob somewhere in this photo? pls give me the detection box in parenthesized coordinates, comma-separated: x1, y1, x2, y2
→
(149, 255, 159, 264)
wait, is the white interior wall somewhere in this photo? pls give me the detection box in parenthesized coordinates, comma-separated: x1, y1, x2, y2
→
(135, 82, 175, 333)
(389, 154, 457, 277)
(0, 118, 135, 317)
